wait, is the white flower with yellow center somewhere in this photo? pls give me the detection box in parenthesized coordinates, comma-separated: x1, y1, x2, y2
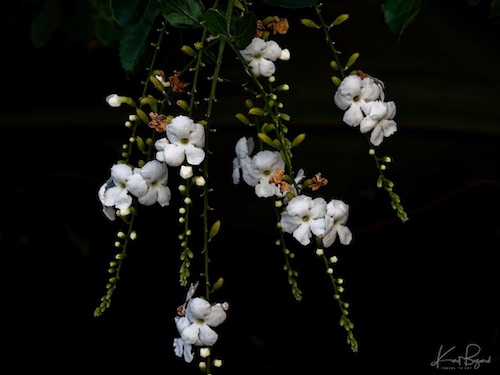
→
(98, 164, 135, 220)
(280, 195, 327, 246)
(334, 75, 385, 127)
(175, 297, 228, 349)
(127, 160, 171, 207)
(155, 115, 205, 167)
(240, 37, 290, 77)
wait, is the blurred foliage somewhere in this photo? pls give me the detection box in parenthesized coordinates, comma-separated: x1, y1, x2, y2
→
(25, 0, 500, 74)
(381, 0, 500, 38)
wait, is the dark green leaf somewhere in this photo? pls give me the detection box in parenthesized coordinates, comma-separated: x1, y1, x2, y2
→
(160, 0, 205, 28)
(260, 0, 319, 7)
(491, 0, 500, 17)
(234, 12, 257, 49)
(205, 9, 228, 36)
(30, 0, 61, 48)
(119, 0, 160, 75)
(110, 0, 148, 27)
(381, 0, 428, 37)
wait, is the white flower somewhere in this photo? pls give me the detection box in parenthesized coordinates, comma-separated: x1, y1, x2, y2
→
(232, 136, 255, 185)
(359, 100, 398, 146)
(322, 199, 353, 248)
(175, 297, 228, 347)
(240, 37, 289, 77)
(334, 75, 384, 127)
(155, 115, 205, 167)
(280, 195, 327, 246)
(127, 160, 171, 207)
(247, 150, 285, 198)
(98, 164, 134, 220)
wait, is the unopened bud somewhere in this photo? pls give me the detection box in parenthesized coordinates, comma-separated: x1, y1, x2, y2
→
(176, 100, 189, 111)
(235, 113, 251, 125)
(330, 14, 349, 27)
(181, 45, 197, 57)
(346, 52, 360, 68)
(300, 18, 320, 29)
(332, 76, 341, 87)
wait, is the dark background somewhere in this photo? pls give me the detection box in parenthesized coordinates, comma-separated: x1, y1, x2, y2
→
(1, 0, 500, 373)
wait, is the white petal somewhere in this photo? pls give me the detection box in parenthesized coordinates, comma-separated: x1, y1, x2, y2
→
(186, 298, 212, 320)
(337, 225, 353, 245)
(126, 173, 148, 198)
(185, 144, 206, 165)
(198, 324, 219, 346)
(342, 105, 364, 127)
(163, 144, 186, 167)
(258, 58, 276, 77)
(293, 223, 312, 246)
(262, 40, 282, 61)
(204, 304, 227, 327)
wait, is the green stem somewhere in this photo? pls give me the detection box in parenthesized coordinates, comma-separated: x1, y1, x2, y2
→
(315, 4, 345, 79)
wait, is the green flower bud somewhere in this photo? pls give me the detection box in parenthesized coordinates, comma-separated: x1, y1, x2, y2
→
(330, 14, 349, 27)
(248, 107, 266, 116)
(291, 133, 306, 147)
(332, 76, 342, 87)
(209, 220, 221, 240)
(300, 18, 320, 29)
(257, 132, 275, 147)
(181, 45, 197, 57)
(235, 113, 251, 125)
(346, 52, 360, 68)
(176, 100, 189, 111)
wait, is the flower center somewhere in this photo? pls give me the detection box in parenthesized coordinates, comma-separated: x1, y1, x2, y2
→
(180, 137, 189, 144)
(353, 95, 360, 102)
(263, 169, 271, 176)
(301, 215, 310, 222)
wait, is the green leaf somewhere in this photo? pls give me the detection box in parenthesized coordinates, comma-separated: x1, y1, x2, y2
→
(30, 0, 61, 48)
(381, 0, 428, 38)
(205, 8, 228, 36)
(160, 0, 205, 28)
(119, 0, 160, 75)
(234, 12, 257, 49)
(260, 0, 320, 7)
(491, 0, 500, 17)
(110, 0, 149, 27)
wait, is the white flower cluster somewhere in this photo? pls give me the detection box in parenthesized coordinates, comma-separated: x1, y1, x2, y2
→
(232, 136, 352, 248)
(98, 160, 171, 221)
(98, 114, 206, 220)
(334, 74, 397, 146)
(173, 283, 229, 363)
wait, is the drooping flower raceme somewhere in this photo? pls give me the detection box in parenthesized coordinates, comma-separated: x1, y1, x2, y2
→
(174, 297, 229, 363)
(322, 199, 353, 248)
(155, 115, 205, 167)
(280, 195, 327, 246)
(333, 74, 384, 127)
(127, 160, 171, 206)
(240, 37, 290, 77)
(359, 100, 398, 146)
